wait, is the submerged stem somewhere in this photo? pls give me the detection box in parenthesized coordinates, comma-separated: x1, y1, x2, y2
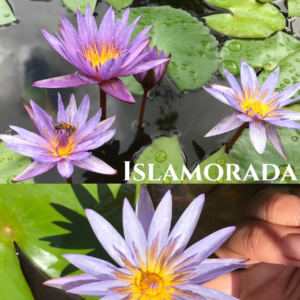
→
(138, 89, 149, 128)
(100, 86, 107, 121)
(66, 176, 73, 184)
(225, 123, 248, 151)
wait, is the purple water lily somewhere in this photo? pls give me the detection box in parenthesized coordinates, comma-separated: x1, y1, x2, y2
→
(0, 94, 116, 182)
(44, 185, 246, 300)
(204, 59, 300, 159)
(33, 5, 170, 103)
(134, 45, 171, 91)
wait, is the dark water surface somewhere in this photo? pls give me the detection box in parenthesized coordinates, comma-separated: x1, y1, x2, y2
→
(0, 0, 294, 183)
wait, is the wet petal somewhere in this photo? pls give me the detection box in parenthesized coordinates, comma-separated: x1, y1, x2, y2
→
(205, 110, 244, 137)
(33, 74, 88, 88)
(44, 274, 99, 290)
(62, 254, 116, 279)
(148, 190, 172, 252)
(123, 198, 147, 264)
(12, 161, 56, 182)
(85, 209, 135, 267)
(135, 185, 154, 237)
(57, 159, 74, 178)
(99, 78, 135, 103)
(73, 155, 116, 175)
(249, 119, 267, 154)
(168, 194, 205, 255)
(265, 123, 287, 159)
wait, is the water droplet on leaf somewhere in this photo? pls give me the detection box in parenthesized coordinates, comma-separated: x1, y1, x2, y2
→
(155, 151, 167, 163)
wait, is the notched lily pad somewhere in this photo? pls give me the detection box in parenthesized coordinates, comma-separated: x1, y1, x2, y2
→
(0, 142, 34, 184)
(130, 135, 184, 184)
(118, 6, 218, 93)
(229, 126, 300, 183)
(0, 0, 16, 26)
(62, 0, 96, 15)
(105, 0, 133, 11)
(288, 0, 300, 17)
(185, 146, 241, 184)
(205, 0, 285, 38)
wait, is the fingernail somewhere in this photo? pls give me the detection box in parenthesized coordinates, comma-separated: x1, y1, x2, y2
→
(280, 234, 300, 261)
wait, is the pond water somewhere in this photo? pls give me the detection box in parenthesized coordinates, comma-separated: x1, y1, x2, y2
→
(0, 0, 298, 183)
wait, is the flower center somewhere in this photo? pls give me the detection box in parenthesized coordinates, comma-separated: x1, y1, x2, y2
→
(236, 86, 281, 119)
(139, 272, 164, 296)
(82, 40, 122, 71)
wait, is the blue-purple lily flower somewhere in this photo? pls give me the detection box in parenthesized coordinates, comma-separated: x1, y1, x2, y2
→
(204, 59, 300, 159)
(0, 94, 116, 181)
(44, 185, 246, 300)
(33, 5, 170, 103)
(134, 45, 171, 91)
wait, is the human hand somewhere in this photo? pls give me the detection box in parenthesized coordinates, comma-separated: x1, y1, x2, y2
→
(203, 188, 300, 300)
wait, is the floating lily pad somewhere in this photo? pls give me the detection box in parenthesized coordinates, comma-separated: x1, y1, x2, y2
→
(185, 146, 241, 184)
(0, 142, 34, 184)
(105, 0, 133, 11)
(118, 6, 218, 93)
(288, 0, 300, 17)
(130, 135, 184, 184)
(0, 184, 137, 300)
(205, 0, 285, 38)
(229, 126, 300, 183)
(220, 32, 300, 75)
(0, 0, 16, 26)
(62, 0, 96, 15)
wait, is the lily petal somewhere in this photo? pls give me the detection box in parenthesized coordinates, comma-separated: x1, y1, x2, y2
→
(249, 119, 267, 154)
(33, 74, 87, 88)
(265, 123, 287, 159)
(57, 159, 74, 178)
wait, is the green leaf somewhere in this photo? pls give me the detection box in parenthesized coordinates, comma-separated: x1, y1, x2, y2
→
(219, 31, 300, 76)
(0, 184, 137, 300)
(0, 227, 34, 300)
(118, 6, 218, 93)
(62, 0, 96, 15)
(229, 126, 300, 183)
(130, 135, 184, 184)
(205, 0, 285, 38)
(105, 0, 133, 11)
(0, 142, 34, 184)
(185, 146, 241, 183)
(0, 0, 16, 26)
(288, 0, 300, 17)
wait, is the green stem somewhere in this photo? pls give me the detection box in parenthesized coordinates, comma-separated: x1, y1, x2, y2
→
(66, 176, 73, 184)
(225, 123, 248, 151)
(100, 87, 106, 121)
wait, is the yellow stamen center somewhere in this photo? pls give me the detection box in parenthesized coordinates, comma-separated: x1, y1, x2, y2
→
(113, 238, 196, 300)
(236, 85, 281, 119)
(82, 40, 122, 70)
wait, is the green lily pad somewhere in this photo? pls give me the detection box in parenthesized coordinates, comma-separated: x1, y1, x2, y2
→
(205, 0, 285, 38)
(229, 127, 300, 183)
(185, 146, 241, 184)
(105, 0, 132, 11)
(219, 31, 300, 75)
(0, 0, 16, 26)
(0, 184, 137, 300)
(288, 0, 300, 17)
(130, 135, 184, 184)
(0, 142, 34, 184)
(62, 0, 96, 15)
(118, 6, 218, 93)
(0, 226, 34, 300)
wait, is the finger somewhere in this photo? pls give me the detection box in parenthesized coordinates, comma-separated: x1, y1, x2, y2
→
(215, 220, 300, 267)
(243, 189, 300, 226)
